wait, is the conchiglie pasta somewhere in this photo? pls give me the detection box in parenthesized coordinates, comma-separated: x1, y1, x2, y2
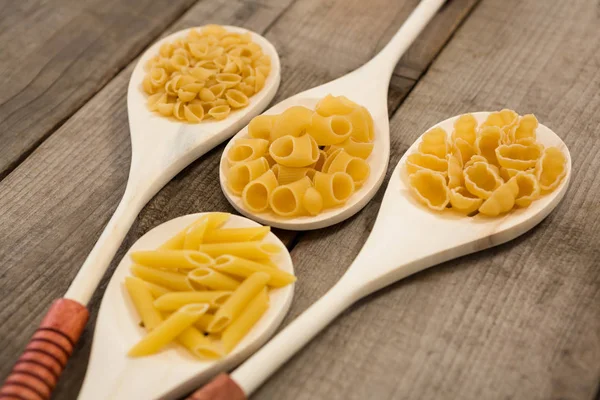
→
(409, 170, 450, 211)
(143, 25, 271, 123)
(269, 134, 319, 167)
(453, 138, 476, 165)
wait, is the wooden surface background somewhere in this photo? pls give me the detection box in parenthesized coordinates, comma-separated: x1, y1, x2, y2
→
(1, 0, 599, 399)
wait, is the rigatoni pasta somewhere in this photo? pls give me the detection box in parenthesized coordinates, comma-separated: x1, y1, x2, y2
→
(404, 110, 567, 216)
(142, 25, 271, 123)
(124, 213, 295, 359)
(224, 95, 376, 218)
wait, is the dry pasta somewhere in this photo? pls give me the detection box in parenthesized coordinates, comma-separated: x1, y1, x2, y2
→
(124, 212, 295, 358)
(404, 110, 566, 216)
(225, 95, 375, 217)
(143, 25, 271, 123)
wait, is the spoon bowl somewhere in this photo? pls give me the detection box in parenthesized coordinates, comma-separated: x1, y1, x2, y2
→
(195, 111, 571, 398)
(78, 213, 294, 400)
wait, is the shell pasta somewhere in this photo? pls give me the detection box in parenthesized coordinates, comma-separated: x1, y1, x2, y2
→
(404, 110, 567, 216)
(143, 25, 271, 123)
(225, 95, 375, 217)
(124, 213, 295, 359)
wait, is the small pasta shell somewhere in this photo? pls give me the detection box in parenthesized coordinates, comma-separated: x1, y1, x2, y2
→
(453, 138, 476, 165)
(418, 127, 448, 159)
(405, 152, 448, 176)
(495, 143, 542, 170)
(225, 89, 249, 109)
(408, 170, 450, 211)
(513, 114, 538, 142)
(216, 73, 242, 88)
(184, 103, 205, 123)
(475, 126, 503, 166)
(447, 153, 463, 189)
(535, 147, 567, 191)
(514, 172, 541, 207)
(208, 105, 231, 120)
(478, 177, 519, 217)
(464, 162, 503, 199)
(449, 186, 483, 214)
(452, 113, 477, 145)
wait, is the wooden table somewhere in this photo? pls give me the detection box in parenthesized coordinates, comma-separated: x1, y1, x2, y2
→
(1, 0, 599, 399)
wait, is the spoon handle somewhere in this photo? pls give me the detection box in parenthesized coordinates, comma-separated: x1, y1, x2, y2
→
(187, 283, 358, 399)
(0, 299, 88, 400)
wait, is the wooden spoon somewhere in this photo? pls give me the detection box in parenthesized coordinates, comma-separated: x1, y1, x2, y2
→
(191, 112, 572, 399)
(220, 0, 448, 230)
(77, 213, 294, 399)
(0, 26, 280, 400)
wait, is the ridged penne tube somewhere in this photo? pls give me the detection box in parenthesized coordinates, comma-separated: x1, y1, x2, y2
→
(248, 114, 278, 140)
(143, 281, 171, 298)
(198, 241, 281, 260)
(183, 213, 230, 249)
(307, 114, 353, 146)
(315, 94, 356, 116)
(177, 327, 223, 359)
(302, 187, 324, 216)
(408, 170, 450, 211)
(207, 272, 270, 333)
(270, 106, 313, 140)
(188, 267, 241, 291)
(125, 277, 164, 331)
(195, 314, 214, 332)
(203, 226, 270, 243)
(158, 216, 204, 250)
(153, 291, 231, 311)
(131, 250, 214, 269)
(242, 169, 278, 213)
(269, 177, 312, 216)
(329, 137, 374, 159)
(131, 265, 192, 292)
(128, 303, 209, 357)
(313, 171, 355, 207)
(227, 157, 269, 195)
(221, 289, 269, 353)
(213, 255, 297, 288)
(269, 134, 319, 167)
(275, 165, 312, 185)
(226, 138, 270, 165)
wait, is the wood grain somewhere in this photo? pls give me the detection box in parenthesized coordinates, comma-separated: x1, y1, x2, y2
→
(252, 0, 600, 399)
(0, 0, 199, 179)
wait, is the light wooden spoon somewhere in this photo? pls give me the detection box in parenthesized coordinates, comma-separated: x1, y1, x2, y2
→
(77, 213, 294, 399)
(192, 112, 572, 399)
(220, 0, 447, 230)
(0, 26, 280, 400)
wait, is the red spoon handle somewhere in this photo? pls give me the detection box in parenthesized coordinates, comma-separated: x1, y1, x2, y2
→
(0, 299, 88, 400)
(186, 373, 246, 400)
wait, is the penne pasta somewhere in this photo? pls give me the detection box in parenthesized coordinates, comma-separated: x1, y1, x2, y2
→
(129, 303, 209, 357)
(131, 250, 214, 269)
(198, 241, 280, 260)
(153, 291, 231, 311)
(125, 277, 164, 331)
(177, 327, 223, 359)
(195, 313, 215, 332)
(131, 265, 192, 292)
(202, 226, 270, 243)
(207, 272, 270, 333)
(214, 255, 296, 288)
(188, 267, 241, 291)
(143, 281, 171, 298)
(183, 212, 230, 249)
(221, 289, 269, 353)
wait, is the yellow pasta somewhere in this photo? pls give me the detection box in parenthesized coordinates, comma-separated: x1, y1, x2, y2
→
(154, 291, 231, 311)
(242, 169, 278, 213)
(452, 113, 477, 145)
(274, 165, 313, 185)
(178, 327, 223, 359)
(227, 157, 270, 195)
(449, 187, 483, 214)
(464, 162, 503, 199)
(269, 134, 319, 167)
(125, 277, 163, 331)
(207, 272, 270, 333)
(131, 265, 192, 292)
(188, 267, 241, 291)
(313, 171, 355, 207)
(418, 127, 448, 159)
(408, 170, 449, 211)
(214, 255, 296, 288)
(328, 137, 374, 159)
(476, 126, 503, 166)
(143, 281, 171, 298)
(514, 172, 541, 207)
(307, 114, 353, 146)
(131, 250, 213, 269)
(495, 143, 542, 170)
(315, 94, 356, 116)
(479, 177, 519, 216)
(143, 25, 270, 122)
(302, 187, 324, 216)
(535, 146, 567, 191)
(326, 150, 370, 186)
(248, 114, 277, 139)
(129, 304, 209, 357)
(195, 314, 214, 332)
(226, 138, 270, 165)
(221, 289, 269, 353)
(405, 152, 448, 176)
(183, 212, 230, 250)
(270, 106, 313, 141)
(203, 226, 270, 243)
(512, 114, 538, 142)
(270, 177, 312, 216)
(199, 241, 281, 260)
(447, 153, 463, 189)
(454, 138, 476, 166)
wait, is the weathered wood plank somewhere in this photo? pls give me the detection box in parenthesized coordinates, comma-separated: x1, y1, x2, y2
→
(0, 0, 479, 399)
(0, 0, 200, 179)
(254, 0, 600, 399)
